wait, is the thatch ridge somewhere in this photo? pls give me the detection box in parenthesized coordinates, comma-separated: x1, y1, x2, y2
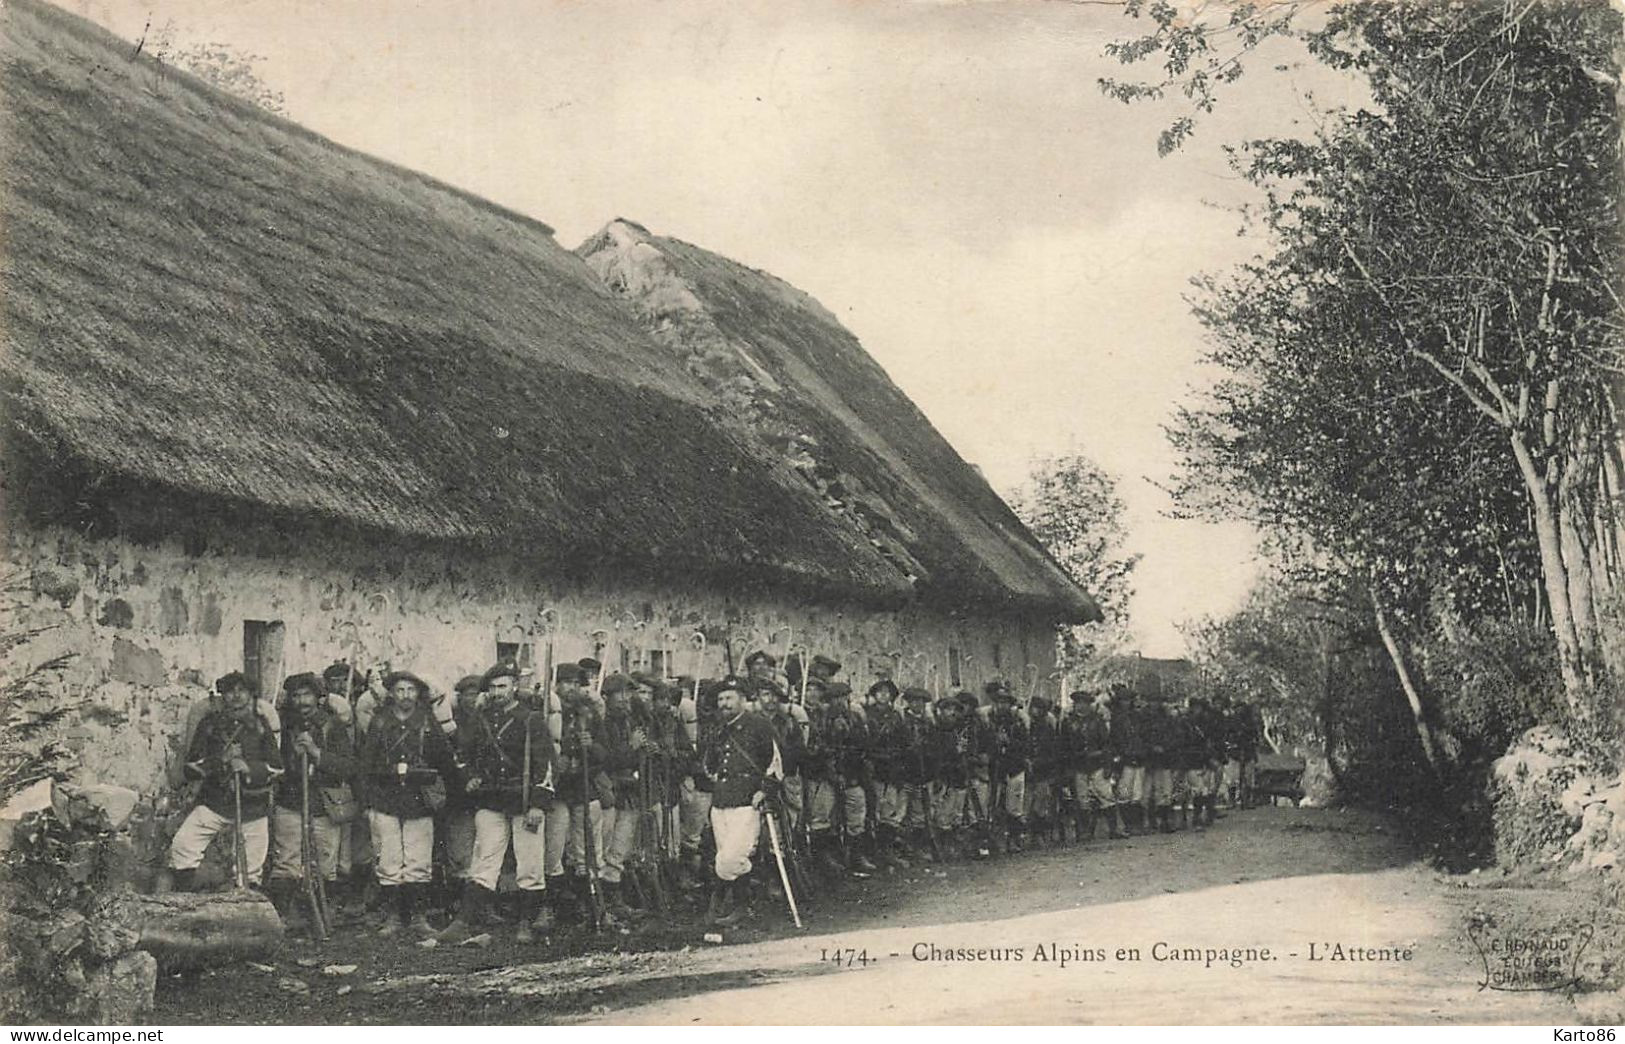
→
(577, 220, 1100, 622)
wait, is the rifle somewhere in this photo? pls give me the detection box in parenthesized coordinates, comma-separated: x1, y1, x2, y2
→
(299, 750, 331, 940)
(576, 711, 605, 932)
(231, 770, 249, 890)
(762, 796, 802, 929)
(639, 751, 668, 912)
(913, 718, 942, 862)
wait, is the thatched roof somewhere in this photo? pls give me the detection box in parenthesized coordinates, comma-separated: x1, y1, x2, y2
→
(577, 221, 1099, 621)
(0, 0, 1096, 620)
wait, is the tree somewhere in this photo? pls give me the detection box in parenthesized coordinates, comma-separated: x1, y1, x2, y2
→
(1116, 1, 1623, 734)
(1009, 450, 1141, 626)
(1007, 450, 1142, 683)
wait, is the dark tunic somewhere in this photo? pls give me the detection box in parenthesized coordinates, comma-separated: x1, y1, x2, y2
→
(931, 717, 979, 788)
(185, 708, 280, 819)
(597, 709, 641, 811)
(807, 707, 868, 782)
(1110, 704, 1149, 766)
(984, 707, 1027, 777)
(704, 710, 780, 809)
(458, 699, 556, 815)
(1061, 706, 1111, 773)
(865, 704, 904, 784)
(274, 706, 355, 818)
(360, 703, 455, 820)
(897, 710, 936, 786)
(557, 704, 612, 806)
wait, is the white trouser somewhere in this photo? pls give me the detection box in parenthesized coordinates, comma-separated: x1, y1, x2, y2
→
(268, 807, 340, 881)
(168, 804, 267, 874)
(368, 811, 433, 885)
(470, 807, 565, 891)
(710, 804, 761, 882)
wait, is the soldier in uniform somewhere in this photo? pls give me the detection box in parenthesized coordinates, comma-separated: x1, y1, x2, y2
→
(558, 668, 612, 921)
(593, 674, 644, 918)
(981, 681, 1029, 853)
(754, 679, 805, 834)
(321, 661, 374, 915)
(927, 697, 969, 860)
(1025, 694, 1064, 846)
(437, 674, 485, 920)
(698, 676, 782, 925)
(359, 671, 455, 935)
(1062, 691, 1120, 840)
(1186, 696, 1222, 828)
(441, 663, 558, 944)
(805, 681, 878, 873)
(677, 680, 719, 888)
(644, 678, 690, 868)
(1143, 699, 1177, 834)
(266, 672, 355, 933)
(1109, 687, 1148, 835)
(1235, 700, 1262, 808)
(895, 687, 937, 859)
(166, 671, 280, 891)
(866, 680, 914, 867)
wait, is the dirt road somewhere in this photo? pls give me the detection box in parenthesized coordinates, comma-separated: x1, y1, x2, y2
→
(152, 806, 1610, 1024)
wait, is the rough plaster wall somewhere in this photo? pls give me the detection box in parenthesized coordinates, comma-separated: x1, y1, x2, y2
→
(6, 520, 1056, 800)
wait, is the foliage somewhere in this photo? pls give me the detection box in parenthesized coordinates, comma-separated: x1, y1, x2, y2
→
(148, 20, 287, 116)
(1007, 449, 1142, 626)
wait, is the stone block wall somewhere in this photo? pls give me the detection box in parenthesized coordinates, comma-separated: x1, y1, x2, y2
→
(5, 519, 1058, 806)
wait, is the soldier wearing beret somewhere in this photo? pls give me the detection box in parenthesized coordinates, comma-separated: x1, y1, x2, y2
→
(166, 671, 280, 892)
(929, 696, 979, 859)
(804, 681, 878, 873)
(979, 680, 1029, 853)
(1109, 686, 1149, 835)
(1025, 694, 1065, 845)
(266, 672, 355, 934)
(593, 674, 645, 917)
(438, 663, 558, 942)
(558, 670, 614, 922)
(1062, 690, 1121, 840)
(895, 687, 937, 859)
(359, 671, 455, 935)
(699, 676, 783, 925)
(677, 680, 721, 885)
(1144, 700, 1179, 834)
(437, 674, 486, 913)
(866, 680, 914, 867)
(744, 649, 778, 688)
(754, 679, 806, 835)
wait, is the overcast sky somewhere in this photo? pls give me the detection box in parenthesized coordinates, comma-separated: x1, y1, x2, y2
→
(76, 0, 1364, 656)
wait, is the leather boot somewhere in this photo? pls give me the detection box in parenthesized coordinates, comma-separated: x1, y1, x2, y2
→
(1105, 808, 1124, 838)
(170, 867, 198, 892)
(436, 882, 487, 943)
(514, 890, 541, 943)
(850, 834, 879, 873)
(374, 886, 401, 936)
(405, 883, 434, 934)
(704, 880, 731, 925)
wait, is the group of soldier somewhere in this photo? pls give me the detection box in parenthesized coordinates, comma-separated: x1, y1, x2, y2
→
(161, 647, 1263, 941)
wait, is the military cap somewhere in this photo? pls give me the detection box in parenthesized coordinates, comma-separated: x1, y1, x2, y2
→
(867, 679, 900, 702)
(1030, 694, 1052, 710)
(957, 691, 981, 712)
(483, 662, 520, 687)
(383, 671, 431, 699)
(653, 681, 682, 703)
(984, 679, 1011, 698)
(753, 678, 787, 701)
(991, 687, 1018, 703)
(281, 672, 322, 695)
(902, 686, 933, 703)
(934, 697, 961, 716)
(1069, 690, 1095, 704)
(823, 681, 853, 700)
(554, 662, 588, 685)
(215, 670, 253, 695)
(629, 671, 659, 690)
(744, 649, 778, 668)
(810, 654, 842, 678)
(600, 673, 631, 696)
(453, 674, 485, 694)
(705, 675, 745, 698)
(321, 662, 354, 683)
(577, 657, 602, 673)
